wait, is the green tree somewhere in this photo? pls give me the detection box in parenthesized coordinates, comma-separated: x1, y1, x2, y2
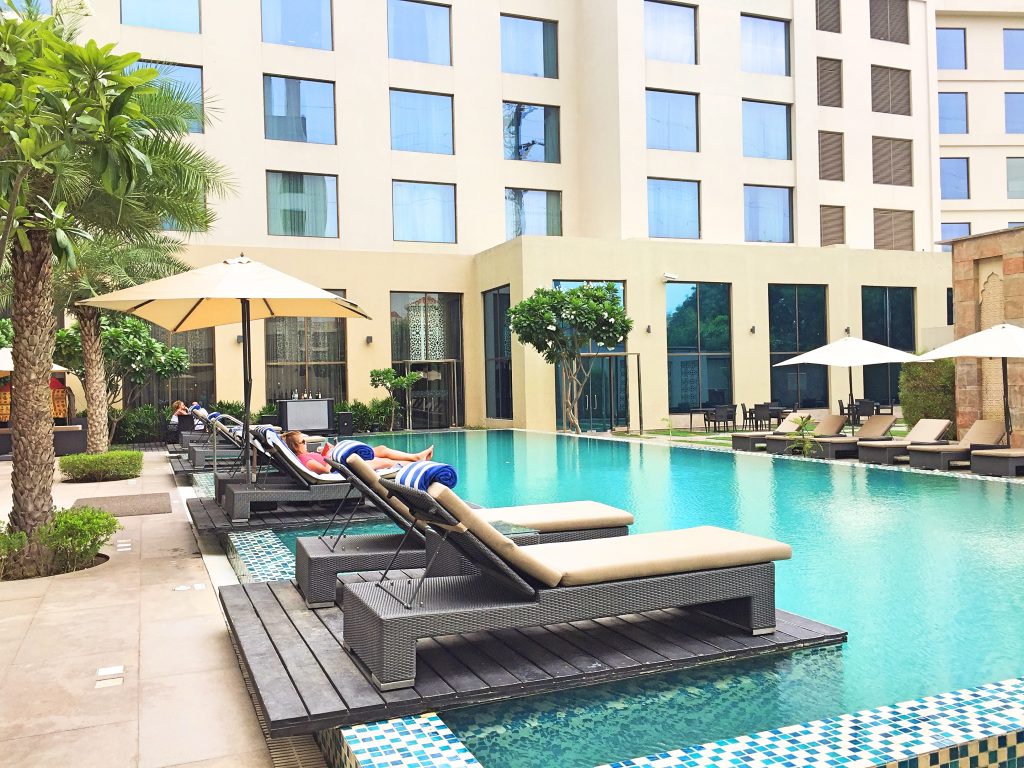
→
(508, 283, 633, 433)
(369, 368, 422, 431)
(0, 318, 12, 348)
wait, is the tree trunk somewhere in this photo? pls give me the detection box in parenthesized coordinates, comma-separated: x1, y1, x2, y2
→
(8, 231, 57, 575)
(73, 306, 110, 453)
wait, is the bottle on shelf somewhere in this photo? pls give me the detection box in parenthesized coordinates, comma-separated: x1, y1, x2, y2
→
(315, 389, 321, 399)
(291, 387, 299, 400)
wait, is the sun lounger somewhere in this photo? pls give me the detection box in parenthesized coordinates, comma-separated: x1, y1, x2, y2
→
(731, 412, 809, 452)
(857, 418, 951, 465)
(764, 414, 847, 456)
(340, 475, 792, 691)
(812, 415, 897, 459)
(907, 419, 1007, 471)
(971, 448, 1024, 477)
(296, 449, 635, 606)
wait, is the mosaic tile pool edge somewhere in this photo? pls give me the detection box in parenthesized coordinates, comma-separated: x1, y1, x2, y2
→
(315, 714, 481, 768)
(225, 530, 295, 584)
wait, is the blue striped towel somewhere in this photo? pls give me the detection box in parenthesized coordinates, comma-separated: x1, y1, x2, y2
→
(208, 412, 222, 421)
(330, 440, 375, 463)
(395, 461, 458, 491)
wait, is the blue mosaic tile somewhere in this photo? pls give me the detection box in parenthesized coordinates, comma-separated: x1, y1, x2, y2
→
(317, 714, 481, 768)
(226, 530, 294, 583)
(191, 471, 215, 498)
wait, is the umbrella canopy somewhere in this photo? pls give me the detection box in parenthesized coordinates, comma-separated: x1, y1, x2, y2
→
(917, 323, 1024, 438)
(0, 348, 68, 377)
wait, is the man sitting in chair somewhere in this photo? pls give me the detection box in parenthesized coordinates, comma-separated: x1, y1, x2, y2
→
(281, 431, 433, 475)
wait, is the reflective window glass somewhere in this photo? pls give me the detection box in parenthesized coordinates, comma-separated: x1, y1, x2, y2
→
(742, 100, 790, 159)
(503, 103, 560, 163)
(768, 284, 828, 408)
(390, 90, 453, 154)
(388, 0, 451, 65)
(940, 222, 970, 253)
(392, 181, 456, 242)
(940, 158, 970, 199)
(505, 189, 561, 239)
(264, 76, 335, 144)
(483, 285, 513, 420)
(1010, 158, 1024, 199)
(741, 15, 789, 76)
(862, 286, 915, 404)
(938, 92, 968, 134)
(132, 62, 204, 134)
(644, 1, 696, 64)
(648, 179, 699, 239)
(1007, 94, 1024, 134)
(646, 90, 698, 152)
(121, 0, 199, 33)
(666, 282, 732, 413)
(744, 185, 792, 243)
(266, 172, 338, 238)
(262, 0, 332, 50)
(1005, 30, 1024, 69)
(501, 15, 557, 78)
(936, 28, 966, 69)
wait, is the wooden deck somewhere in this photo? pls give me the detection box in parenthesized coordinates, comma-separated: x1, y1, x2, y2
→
(221, 579, 847, 737)
(187, 495, 379, 535)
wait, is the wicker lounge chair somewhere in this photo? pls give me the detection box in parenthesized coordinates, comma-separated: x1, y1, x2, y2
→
(764, 414, 847, 456)
(341, 478, 792, 691)
(296, 452, 635, 606)
(731, 412, 809, 451)
(857, 418, 951, 465)
(971, 448, 1024, 477)
(907, 419, 1006, 471)
(186, 413, 251, 470)
(812, 415, 897, 459)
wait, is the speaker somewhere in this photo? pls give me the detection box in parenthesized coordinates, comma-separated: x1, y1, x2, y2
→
(336, 411, 354, 436)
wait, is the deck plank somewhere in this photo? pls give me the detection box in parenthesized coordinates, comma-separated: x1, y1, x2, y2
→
(435, 634, 522, 689)
(460, 631, 552, 684)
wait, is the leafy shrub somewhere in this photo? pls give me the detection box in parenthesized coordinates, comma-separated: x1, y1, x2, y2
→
(213, 400, 246, 420)
(256, 402, 278, 418)
(36, 507, 121, 574)
(899, 359, 956, 430)
(338, 398, 397, 432)
(59, 451, 144, 482)
(113, 405, 162, 443)
(0, 523, 28, 581)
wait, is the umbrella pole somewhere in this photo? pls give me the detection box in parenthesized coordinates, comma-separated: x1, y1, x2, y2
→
(1003, 357, 1012, 441)
(241, 299, 253, 483)
(848, 367, 854, 413)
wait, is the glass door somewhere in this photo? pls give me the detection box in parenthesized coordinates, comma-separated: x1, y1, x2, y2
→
(559, 355, 630, 432)
(401, 360, 461, 430)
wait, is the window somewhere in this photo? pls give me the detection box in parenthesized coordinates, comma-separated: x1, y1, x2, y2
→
(121, 0, 199, 32)
(501, 15, 557, 78)
(869, 0, 908, 44)
(862, 286, 915, 404)
(644, 1, 696, 64)
(263, 76, 335, 144)
(818, 131, 844, 181)
(1007, 94, 1024, 134)
(873, 209, 914, 250)
(742, 100, 790, 160)
(871, 65, 911, 115)
(740, 15, 789, 76)
(266, 172, 338, 238)
(940, 158, 969, 199)
(648, 179, 700, 239)
(872, 137, 913, 186)
(1011, 222, 1024, 229)
(936, 28, 966, 69)
(389, 90, 453, 154)
(1009, 158, 1024, 199)
(265, 293, 348, 405)
(646, 90, 698, 152)
(1005, 30, 1024, 70)
(817, 57, 843, 107)
(392, 181, 456, 242)
(939, 92, 968, 134)
(503, 103, 560, 163)
(816, 0, 840, 33)
(505, 189, 562, 239)
(388, 0, 450, 65)
(262, 0, 332, 50)
(769, 285, 828, 408)
(13, 0, 53, 12)
(947, 287, 953, 326)
(134, 62, 204, 133)
(744, 186, 792, 243)
(940, 222, 970, 253)
(137, 327, 215, 407)
(666, 282, 732, 413)
(820, 205, 846, 246)
(483, 286, 512, 420)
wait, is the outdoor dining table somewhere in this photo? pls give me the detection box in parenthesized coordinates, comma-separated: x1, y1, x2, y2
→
(687, 407, 716, 431)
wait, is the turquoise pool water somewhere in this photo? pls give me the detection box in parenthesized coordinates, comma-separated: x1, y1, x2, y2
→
(276, 522, 399, 555)
(343, 430, 1024, 768)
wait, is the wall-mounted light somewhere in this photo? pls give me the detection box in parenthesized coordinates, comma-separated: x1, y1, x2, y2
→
(749, 325, 756, 334)
(236, 334, 244, 344)
(645, 325, 652, 334)
(365, 335, 373, 345)
(844, 326, 851, 336)
(662, 272, 678, 283)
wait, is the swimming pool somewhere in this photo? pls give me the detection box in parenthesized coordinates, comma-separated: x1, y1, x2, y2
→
(338, 429, 1024, 768)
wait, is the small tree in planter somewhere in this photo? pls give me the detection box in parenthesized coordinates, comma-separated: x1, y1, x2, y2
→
(508, 283, 633, 434)
(787, 415, 821, 457)
(369, 369, 423, 431)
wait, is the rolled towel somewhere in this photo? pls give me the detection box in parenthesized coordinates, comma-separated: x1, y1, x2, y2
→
(194, 407, 209, 419)
(395, 461, 458, 491)
(208, 412, 222, 421)
(330, 440, 375, 463)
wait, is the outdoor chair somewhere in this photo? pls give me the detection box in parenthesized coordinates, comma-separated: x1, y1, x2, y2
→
(857, 419, 951, 465)
(731, 411, 808, 451)
(970, 448, 1024, 477)
(740, 404, 752, 430)
(764, 414, 847, 456)
(706, 405, 733, 433)
(339, 475, 792, 691)
(907, 420, 1007, 471)
(753, 403, 772, 431)
(811, 415, 897, 459)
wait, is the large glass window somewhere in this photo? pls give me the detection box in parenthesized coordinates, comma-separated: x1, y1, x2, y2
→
(744, 185, 792, 243)
(133, 62, 204, 134)
(389, 90, 453, 154)
(388, 0, 451, 65)
(120, 0, 199, 32)
(862, 286, 915, 404)
(646, 90, 698, 152)
(137, 327, 215, 407)
(648, 178, 699, 239)
(503, 102, 560, 163)
(768, 285, 828, 408)
(940, 158, 970, 199)
(505, 189, 562, 239)
(644, 1, 696, 64)
(266, 172, 338, 238)
(262, 0, 332, 50)
(1005, 30, 1024, 70)
(483, 286, 513, 420)
(263, 76, 335, 144)
(936, 28, 966, 69)
(941, 222, 970, 253)
(392, 181, 456, 242)
(501, 15, 557, 78)
(391, 292, 464, 429)
(1007, 94, 1024, 134)
(939, 93, 968, 134)
(740, 15, 789, 76)
(742, 100, 791, 160)
(1010, 158, 1024, 199)
(667, 282, 732, 413)
(265, 293, 347, 404)
(14, 0, 52, 12)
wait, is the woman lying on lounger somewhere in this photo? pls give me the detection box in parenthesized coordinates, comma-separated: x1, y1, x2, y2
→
(281, 431, 433, 475)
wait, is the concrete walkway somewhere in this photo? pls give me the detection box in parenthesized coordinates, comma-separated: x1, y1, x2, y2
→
(0, 453, 271, 767)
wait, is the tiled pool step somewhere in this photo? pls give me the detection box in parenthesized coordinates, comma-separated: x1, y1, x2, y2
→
(316, 715, 479, 768)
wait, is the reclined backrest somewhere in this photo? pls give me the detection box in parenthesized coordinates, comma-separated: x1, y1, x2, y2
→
(904, 418, 951, 443)
(261, 429, 342, 486)
(854, 414, 896, 440)
(960, 419, 1006, 447)
(340, 455, 420, 532)
(813, 414, 847, 436)
(773, 412, 807, 434)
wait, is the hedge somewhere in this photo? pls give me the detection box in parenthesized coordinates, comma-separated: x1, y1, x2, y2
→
(59, 451, 144, 482)
(36, 507, 121, 574)
(899, 359, 956, 430)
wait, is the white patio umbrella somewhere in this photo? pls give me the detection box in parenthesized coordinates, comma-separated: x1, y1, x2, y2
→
(918, 323, 1024, 439)
(773, 336, 922, 410)
(0, 348, 68, 377)
(79, 255, 371, 479)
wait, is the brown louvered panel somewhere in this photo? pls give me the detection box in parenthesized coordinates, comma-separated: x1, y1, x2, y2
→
(820, 205, 846, 246)
(818, 58, 843, 108)
(869, 0, 889, 40)
(871, 65, 888, 113)
(816, 0, 841, 33)
(887, 0, 909, 44)
(889, 67, 912, 115)
(892, 209, 914, 250)
(872, 137, 892, 184)
(874, 208, 894, 249)
(891, 139, 913, 185)
(819, 131, 844, 181)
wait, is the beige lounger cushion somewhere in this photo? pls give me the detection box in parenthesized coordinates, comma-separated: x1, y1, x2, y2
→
(906, 443, 965, 454)
(734, 412, 808, 439)
(819, 415, 896, 445)
(908, 419, 1005, 452)
(347, 455, 416, 525)
(479, 501, 634, 532)
(972, 449, 1024, 458)
(812, 414, 847, 436)
(902, 419, 952, 443)
(858, 438, 910, 448)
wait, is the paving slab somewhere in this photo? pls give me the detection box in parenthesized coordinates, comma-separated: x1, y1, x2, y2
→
(0, 719, 139, 768)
